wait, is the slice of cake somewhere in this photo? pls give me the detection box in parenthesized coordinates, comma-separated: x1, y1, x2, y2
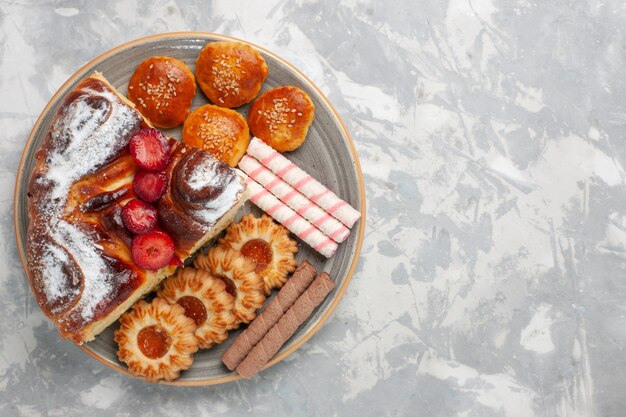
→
(26, 72, 248, 344)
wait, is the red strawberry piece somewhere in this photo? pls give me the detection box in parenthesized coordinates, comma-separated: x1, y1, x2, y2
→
(131, 230, 175, 270)
(133, 170, 167, 203)
(168, 256, 184, 267)
(129, 128, 170, 171)
(121, 199, 158, 235)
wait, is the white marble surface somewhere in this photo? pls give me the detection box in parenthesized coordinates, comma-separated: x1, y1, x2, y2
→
(2, 0, 626, 416)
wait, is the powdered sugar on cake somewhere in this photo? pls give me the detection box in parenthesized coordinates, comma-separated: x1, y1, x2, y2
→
(32, 77, 142, 323)
(186, 159, 226, 192)
(186, 161, 245, 227)
(43, 87, 140, 202)
(27, 74, 248, 342)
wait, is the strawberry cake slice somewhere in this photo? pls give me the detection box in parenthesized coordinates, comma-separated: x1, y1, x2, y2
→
(26, 73, 248, 344)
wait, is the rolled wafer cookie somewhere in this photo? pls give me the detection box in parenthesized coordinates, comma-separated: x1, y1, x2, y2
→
(236, 272, 335, 378)
(247, 137, 361, 228)
(222, 261, 318, 370)
(244, 175, 338, 258)
(239, 155, 350, 243)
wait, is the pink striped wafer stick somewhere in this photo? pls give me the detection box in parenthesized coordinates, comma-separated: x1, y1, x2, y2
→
(243, 175, 338, 258)
(239, 155, 350, 243)
(247, 138, 361, 228)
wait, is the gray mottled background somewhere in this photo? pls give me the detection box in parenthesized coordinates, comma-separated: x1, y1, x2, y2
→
(1, 0, 625, 416)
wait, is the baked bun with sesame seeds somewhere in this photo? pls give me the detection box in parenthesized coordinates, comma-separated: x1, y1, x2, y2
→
(128, 56, 196, 128)
(248, 86, 315, 152)
(195, 41, 268, 108)
(182, 104, 250, 167)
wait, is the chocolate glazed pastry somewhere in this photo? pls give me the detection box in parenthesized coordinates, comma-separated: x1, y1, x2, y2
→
(158, 141, 242, 258)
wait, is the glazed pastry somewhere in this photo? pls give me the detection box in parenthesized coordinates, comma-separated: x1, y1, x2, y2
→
(193, 246, 265, 326)
(26, 73, 248, 344)
(182, 104, 250, 167)
(128, 56, 196, 128)
(158, 268, 236, 348)
(195, 41, 268, 108)
(220, 214, 298, 295)
(248, 86, 314, 152)
(158, 140, 249, 260)
(114, 298, 198, 382)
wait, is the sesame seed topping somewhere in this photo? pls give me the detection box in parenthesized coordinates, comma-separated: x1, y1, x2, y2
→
(197, 113, 238, 158)
(261, 97, 294, 133)
(211, 55, 241, 100)
(136, 71, 182, 111)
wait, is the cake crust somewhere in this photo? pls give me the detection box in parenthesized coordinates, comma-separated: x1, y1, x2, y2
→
(26, 72, 247, 344)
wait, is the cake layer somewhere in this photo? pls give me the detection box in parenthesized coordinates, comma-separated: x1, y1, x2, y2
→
(26, 73, 247, 344)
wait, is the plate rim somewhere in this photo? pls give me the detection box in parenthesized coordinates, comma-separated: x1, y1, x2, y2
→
(13, 31, 366, 386)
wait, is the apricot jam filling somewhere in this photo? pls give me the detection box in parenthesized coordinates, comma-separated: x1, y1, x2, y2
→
(240, 239, 273, 272)
(215, 275, 237, 298)
(177, 296, 208, 326)
(137, 325, 171, 359)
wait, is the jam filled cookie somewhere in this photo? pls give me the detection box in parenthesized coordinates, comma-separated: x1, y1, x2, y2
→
(194, 246, 265, 326)
(220, 214, 298, 295)
(128, 56, 196, 128)
(195, 41, 268, 108)
(248, 86, 315, 152)
(114, 298, 198, 382)
(182, 104, 250, 167)
(158, 268, 237, 348)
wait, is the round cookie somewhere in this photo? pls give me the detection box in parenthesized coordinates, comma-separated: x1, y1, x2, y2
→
(114, 298, 198, 382)
(195, 41, 268, 108)
(128, 56, 196, 128)
(182, 104, 250, 167)
(248, 86, 315, 152)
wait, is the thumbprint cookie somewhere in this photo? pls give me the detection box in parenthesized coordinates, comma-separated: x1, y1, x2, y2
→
(114, 298, 199, 382)
(128, 56, 196, 128)
(182, 104, 250, 167)
(158, 268, 237, 348)
(220, 214, 298, 295)
(194, 246, 265, 326)
(248, 86, 315, 152)
(195, 41, 268, 108)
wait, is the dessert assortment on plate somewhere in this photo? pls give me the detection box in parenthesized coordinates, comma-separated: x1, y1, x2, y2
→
(25, 41, 360, 382)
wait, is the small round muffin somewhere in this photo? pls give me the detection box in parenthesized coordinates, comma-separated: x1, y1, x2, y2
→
(182, 104, 250, 166)
(128, 56, 196, 128)
(195, 41, 268, 108)
(248, 86, 315, 152)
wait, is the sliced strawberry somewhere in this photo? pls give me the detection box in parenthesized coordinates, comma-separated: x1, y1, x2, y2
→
(129, 128, 170, 171)
(133, 170, 167, 203)
(168, 256, 184, 267)
(131, 230, 175, 270)
(121, 199, 158, 235)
